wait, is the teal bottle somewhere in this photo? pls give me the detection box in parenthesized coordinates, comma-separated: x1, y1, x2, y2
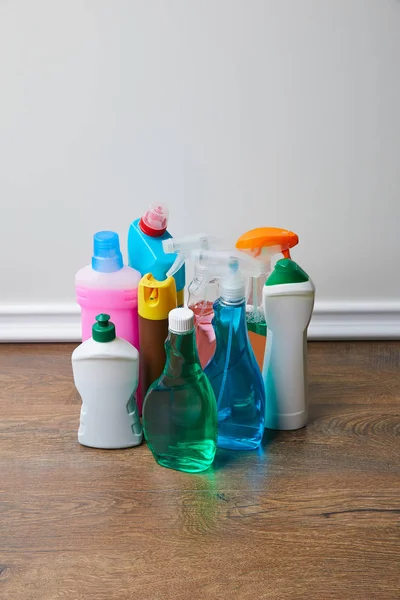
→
(142, 308, 217, 473)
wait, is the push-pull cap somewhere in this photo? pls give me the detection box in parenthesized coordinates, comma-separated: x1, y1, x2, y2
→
(138, 274, 177, 320)
(92, 314, 116, 342)
(139, 203, 169, 237)
(168, 307, 195, 334)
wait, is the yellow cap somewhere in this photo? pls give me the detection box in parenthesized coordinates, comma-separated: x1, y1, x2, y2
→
(138, 274, 177, 320)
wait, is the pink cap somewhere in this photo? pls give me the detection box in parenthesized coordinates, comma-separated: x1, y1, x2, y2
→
(139, 203, 169, 237)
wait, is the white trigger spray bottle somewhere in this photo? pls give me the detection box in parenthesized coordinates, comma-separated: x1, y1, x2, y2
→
(262, 259, 315, 430)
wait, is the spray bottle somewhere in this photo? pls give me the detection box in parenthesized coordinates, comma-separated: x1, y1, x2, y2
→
(235, 227, 299, 370)
(200, 250, 266, 450)
(263, 259, 315, 430)
(162, 234, 219, 368)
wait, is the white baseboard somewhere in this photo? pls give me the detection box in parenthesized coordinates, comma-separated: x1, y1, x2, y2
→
(308, 301, 400, 340)
(0, 301, 399, 342)
(0, 304, 81, 343)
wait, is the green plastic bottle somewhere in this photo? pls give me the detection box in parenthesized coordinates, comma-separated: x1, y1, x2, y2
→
(142, 307, 217, 473)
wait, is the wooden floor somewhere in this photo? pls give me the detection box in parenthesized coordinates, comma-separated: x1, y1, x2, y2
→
(0, 342, 399, 600)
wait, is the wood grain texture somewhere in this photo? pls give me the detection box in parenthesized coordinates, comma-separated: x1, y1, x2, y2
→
(0, 342, 399, 599)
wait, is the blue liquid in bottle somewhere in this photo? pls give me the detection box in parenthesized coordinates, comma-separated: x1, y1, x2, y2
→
(205, 298, 265, 450)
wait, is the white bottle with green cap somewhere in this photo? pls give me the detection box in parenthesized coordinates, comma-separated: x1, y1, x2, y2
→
(262, 259, 315, 430)
(72, 314, 142, 449)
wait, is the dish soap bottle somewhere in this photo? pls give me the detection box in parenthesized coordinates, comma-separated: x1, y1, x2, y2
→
(263, 258, 315, 430)
(142, 307, 217, 473)
(127, 203, 185, 306)
(202, 251, 265, 450)
(235, 227, 299, 370)
(72, 314, 142, 449)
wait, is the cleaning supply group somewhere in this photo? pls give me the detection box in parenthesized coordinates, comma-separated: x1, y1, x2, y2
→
(72, 204, 315, 473)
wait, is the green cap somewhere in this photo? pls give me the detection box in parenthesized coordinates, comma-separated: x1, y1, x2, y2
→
(266, 258, 309, 286)
(92, 314, 116, 342)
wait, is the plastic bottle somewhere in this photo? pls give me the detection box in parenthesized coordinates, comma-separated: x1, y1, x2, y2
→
(72, 314, 142, 449)
(127, 203, 185, 306)
(187, 269, 219, 368)
(201, 251, 266, 450)
(235, 227, 299, 370)
(142, 307, 217, 473)
(263, 258, 315, 430)
(138, 274, 177, 397)
(76, 231, 141, 347)
(162, 233, 218, 367)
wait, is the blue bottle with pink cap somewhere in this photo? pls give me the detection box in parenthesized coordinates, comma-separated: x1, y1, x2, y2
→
(127, 204, 185, 306)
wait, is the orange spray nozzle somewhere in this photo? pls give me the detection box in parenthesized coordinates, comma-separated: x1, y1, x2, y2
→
(235, 227, 298, 259)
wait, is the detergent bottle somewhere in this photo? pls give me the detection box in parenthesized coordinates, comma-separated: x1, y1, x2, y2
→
(202, 250, 266, 450)
(138, 274, 177, 397)
(235, 227, 299, 370)
(75, 231, 141, 348)
(127, 203, 185, 306)
(142, 307, 217, 473)
(263, 259, 315, 430)
(162, 233, 218, 368)
(72, 314, 142, 449)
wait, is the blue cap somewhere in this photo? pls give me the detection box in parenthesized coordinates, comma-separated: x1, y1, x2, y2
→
(92, 231, 123, 273)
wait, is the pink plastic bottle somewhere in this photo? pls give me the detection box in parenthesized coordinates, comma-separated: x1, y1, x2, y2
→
(75, 231, 143, 408)
(189, 300, 216, 368)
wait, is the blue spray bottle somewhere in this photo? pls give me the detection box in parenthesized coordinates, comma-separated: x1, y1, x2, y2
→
(200, 251, 266, 450)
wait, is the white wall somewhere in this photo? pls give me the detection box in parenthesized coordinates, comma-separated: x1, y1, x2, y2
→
(0, 0, 399, 339)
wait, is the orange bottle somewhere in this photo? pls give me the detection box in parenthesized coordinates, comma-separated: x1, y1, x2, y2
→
(235, 227, 299, 370)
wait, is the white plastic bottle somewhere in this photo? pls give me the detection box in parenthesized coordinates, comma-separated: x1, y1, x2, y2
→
(72, 314, 142, 449)
(262, 258, 315, 430)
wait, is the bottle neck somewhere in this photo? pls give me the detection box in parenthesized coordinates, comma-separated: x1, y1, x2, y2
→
(188, 275, 219, 304)
(188, 276, 218, 324)
(212, 298, 249, 360)
(164, 329, 202, 378)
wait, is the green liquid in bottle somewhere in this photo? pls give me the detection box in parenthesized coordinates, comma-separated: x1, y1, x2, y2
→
(142, 321, 217, 473)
